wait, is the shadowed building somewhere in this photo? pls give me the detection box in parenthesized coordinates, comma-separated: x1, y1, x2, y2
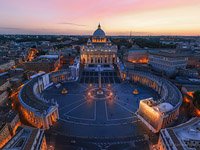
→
(24, 55, 60, 73)
(149, 50, 188, 76)
(0, 111, 21, 149)
(3, 126, 47, 150)
(157, 117, 200, 150)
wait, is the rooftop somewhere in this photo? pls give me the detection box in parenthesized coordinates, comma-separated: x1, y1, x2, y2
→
(38, 54, 59, 59)
(156, 102, 174, 113)
(161, 117, 200, 150)
(0, 73, 9, 85)
(3, 125, 45, 150)
(19, 75, 55, 114)
(149, 49, 191, 58)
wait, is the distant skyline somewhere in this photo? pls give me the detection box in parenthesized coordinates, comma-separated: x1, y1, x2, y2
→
(0, 0, 200, 36)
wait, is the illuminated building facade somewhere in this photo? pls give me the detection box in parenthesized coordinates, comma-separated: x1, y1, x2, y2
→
(181, 85, 200, 117)
(80, 24, 117, 65)
(50, 69, 71, 83)
(24, 55, 60, 73)
(128, 71, 182, 133)
(18, 69, 76, 130)
(19, 73, 59, 130)
(137, 98, 179, 133)
(127, 49, 148, 64)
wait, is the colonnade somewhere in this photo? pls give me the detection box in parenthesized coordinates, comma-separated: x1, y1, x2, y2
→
(81, 54, 116, 64)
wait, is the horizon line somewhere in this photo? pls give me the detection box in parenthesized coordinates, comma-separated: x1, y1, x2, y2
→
(1, 33, 200, 37)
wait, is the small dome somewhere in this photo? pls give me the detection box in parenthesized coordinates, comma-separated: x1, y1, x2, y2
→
(87, 39, 91, 43)
(93, 23, 106, 37)
(157, 102, 174, 113)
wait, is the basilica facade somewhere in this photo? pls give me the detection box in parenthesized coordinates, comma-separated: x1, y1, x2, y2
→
(80, 24, 117, 65)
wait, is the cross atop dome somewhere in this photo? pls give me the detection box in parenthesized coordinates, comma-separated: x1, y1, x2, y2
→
(98, 23, 101, 29)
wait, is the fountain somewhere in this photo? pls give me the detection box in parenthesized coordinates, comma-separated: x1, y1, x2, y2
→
(87, 65, 114, 99)
(133, 89, 139, 95)
(61, 88, 68, 94)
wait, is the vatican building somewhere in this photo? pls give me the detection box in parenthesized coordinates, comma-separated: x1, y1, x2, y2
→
(80, 24, 117, 66)
(17, 24, 184, 149)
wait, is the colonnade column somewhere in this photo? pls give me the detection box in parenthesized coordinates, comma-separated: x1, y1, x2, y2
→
(43, 117, 49, 129)
(56, 108, 59, 119)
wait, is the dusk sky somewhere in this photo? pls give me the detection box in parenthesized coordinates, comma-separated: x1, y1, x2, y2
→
(0, 0, 200, 35)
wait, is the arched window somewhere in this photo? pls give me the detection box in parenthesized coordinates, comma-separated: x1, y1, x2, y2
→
(91, 57, 93, 63)
(113, 57, 115, 63)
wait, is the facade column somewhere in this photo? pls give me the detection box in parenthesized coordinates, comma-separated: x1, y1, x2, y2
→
(109, 55, 111, 63)
(56, 108, 59, 119)
(113, 55, 116, 63)
(86, 55, 88, 63)
(48, 115, 52, 126)
(43, 116, 49, 129)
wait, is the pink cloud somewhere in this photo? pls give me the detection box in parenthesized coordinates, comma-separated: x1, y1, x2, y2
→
(0, 0, 200, 35)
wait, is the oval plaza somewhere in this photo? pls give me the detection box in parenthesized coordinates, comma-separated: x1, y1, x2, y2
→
(18, 24, 183, 139)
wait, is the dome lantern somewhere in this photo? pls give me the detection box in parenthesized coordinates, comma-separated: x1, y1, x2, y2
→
(98, 23, 101, 29)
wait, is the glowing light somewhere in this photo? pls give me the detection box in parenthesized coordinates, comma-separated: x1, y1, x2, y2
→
(196, 109, 200, 116)
(61, 88, 68, 94)
(187, 92, 194, 98)
(27, 48, 38, 61)
(133, 89, 139, 95)
(183, 97, 190, 103)
(12, 121, 21, 135)
(51, 114, 57, 123)
(129, 58, 149, 64)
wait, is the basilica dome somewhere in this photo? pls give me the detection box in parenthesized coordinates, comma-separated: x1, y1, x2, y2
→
(93, 24, 106, 37)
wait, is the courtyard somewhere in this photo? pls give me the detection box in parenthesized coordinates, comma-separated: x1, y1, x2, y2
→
(42, 81, 159, 138)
